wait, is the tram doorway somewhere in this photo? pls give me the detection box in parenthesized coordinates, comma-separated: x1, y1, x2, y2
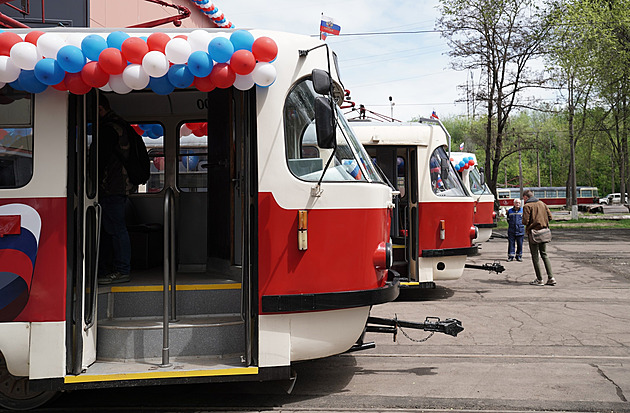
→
(67, 88, 258, 375)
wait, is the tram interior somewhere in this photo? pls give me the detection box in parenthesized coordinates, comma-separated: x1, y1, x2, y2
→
(77, 88, 256, 368)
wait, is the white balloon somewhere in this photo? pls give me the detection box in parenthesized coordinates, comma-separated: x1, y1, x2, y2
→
(99, 83, 113, 92)
(0, 56, 21, 83)
(10, 42, 41, 70)
(142, 50, 169, 78)
(37, 33, 65, 58)
(188, 30, 211, 52)
(108, 74, 132, 94)
(252, 62, 276, 87)
(122, 64, 150, 90)
(164, 38, 191, 65)
(0, 81, 5, 89)
(65, 33, 85, 48)
(233, 73, 255, 91)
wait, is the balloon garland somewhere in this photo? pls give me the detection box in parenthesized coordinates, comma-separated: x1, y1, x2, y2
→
(188, 0, 234, 28)
(451, 156, 475, 172)
(0, 29, 277, 95)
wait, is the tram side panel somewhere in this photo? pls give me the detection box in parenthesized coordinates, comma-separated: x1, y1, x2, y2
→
(0, 89, 68, 379)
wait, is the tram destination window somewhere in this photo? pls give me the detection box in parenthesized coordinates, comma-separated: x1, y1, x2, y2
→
(283, 79, 383, 183)
(0, 86, 33, 189)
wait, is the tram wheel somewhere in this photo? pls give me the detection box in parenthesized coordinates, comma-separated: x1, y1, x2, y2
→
(0, 354, 58, 411)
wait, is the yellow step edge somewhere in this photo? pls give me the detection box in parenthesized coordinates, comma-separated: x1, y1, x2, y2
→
(400, 282, 420, 286)
(64, 366, 258, 383)
(110, 283, 241, 293)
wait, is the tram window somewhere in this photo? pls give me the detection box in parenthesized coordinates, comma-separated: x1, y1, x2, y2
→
(283, 79, 383, 183)
(134, 123, 165, 194)
(468, 167, 491, 196)
(534, 190, 545, 198)
(0, 86, 33, 189)
(397, 156, 406, 198)
(581, 189, 594, 198)
(429, 147, 467, 197)
(178, 122, 208, 193)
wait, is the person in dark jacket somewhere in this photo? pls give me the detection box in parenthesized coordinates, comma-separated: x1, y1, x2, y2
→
(506, 198, 524, 261)
(97, 95, 135, 285)
(522, 189, 555, 286)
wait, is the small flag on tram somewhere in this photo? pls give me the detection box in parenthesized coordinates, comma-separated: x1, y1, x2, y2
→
(430, 111, 439, 119)
(320, 15, 341, 37)
(459, 142, 465, 151)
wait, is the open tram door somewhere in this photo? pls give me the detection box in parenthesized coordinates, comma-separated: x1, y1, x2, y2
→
(65, 87, 258, 383)
(67, 91, 100, 374)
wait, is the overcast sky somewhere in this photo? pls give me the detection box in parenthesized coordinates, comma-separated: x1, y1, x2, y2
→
(218, 0, 471, 122)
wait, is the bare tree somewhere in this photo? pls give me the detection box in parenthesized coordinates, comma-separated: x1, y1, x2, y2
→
(437, 0, 551, 197)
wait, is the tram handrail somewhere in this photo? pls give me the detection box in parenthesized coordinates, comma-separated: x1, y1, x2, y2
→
(85, 202, 102, 332)
(160, 187, 174, 367)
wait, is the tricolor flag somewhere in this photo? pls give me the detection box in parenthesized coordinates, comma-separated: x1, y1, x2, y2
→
(459, 142, 465, 151)
(320, 15, 341, 36)
(430, 111, 439, 119)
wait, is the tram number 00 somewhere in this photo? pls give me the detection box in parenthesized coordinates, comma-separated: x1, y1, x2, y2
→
(197, 99, 210, 110)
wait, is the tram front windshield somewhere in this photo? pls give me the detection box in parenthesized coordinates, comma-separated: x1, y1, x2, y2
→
(284, 79, 383, 183)
(429, 146, 468, 197)
(468, 166, 492, 196)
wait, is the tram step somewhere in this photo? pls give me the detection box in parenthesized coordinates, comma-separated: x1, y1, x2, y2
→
(96, 314, 245, 361)
(97, 284, 242, 319)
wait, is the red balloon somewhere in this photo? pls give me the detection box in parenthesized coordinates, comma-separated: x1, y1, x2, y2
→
(193, 75, 216, 92)
(81, 61, 109, 88)
(468, 159, 475, 166)
(209, 63, 235, 89)
(65, 72, 92, 95)
(252, 37, 278, 62)
(25, 31, 45, 46)
(463, 163, 470, 170)
(192, 126, 205, 137)
(98, 48, 127, 75)
(132, 124, 144, 135)
(174, 35, 188, 40)
(52, 80, 68, 91)
(0, 32, 23, 56)
(147, 32, 170, 53)
(230, 49, 256, 75)
(121, 37, 149, 65)
(153, 156, 164, 171)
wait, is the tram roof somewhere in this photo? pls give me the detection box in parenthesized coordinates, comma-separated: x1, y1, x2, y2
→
(350, 120, 445, 147)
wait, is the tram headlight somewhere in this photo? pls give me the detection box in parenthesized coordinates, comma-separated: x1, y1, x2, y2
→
(373, 241, 393, 270)
(472, 226, 479, 239)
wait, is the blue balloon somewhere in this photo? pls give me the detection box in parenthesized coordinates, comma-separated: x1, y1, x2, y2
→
(138, 124, 152, 131)
(208, 37, 234, 63)
(167, 64, 194, 89)
(182, 155, 199, 170)
(34, 58, 66, 85)
(149, 75, 175, 95)
(19, 70, 48, 93)
(107, 31, 130, 50)
(230, 30, 254, 51)
(458, 161, 465, 169)
(8, 78, 23, 91)
(151, 124, 164, 137)
(81, 34, 108, 61)
(57, 45, 86, 74)
(187, 51, 213, 78)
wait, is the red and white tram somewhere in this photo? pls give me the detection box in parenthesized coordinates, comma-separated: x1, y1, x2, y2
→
(351, 120, 478, 289)
(0, 28, 464, 410)
(450, 152, 497, 243)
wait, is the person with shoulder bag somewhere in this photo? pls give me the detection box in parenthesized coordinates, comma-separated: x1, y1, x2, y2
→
(522, 189, 556, 286)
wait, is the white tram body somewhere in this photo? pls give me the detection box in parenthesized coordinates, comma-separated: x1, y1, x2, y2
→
(450, 152, 496, 243)
(351, 120, 477, 286)
(0, 28, 397, 408)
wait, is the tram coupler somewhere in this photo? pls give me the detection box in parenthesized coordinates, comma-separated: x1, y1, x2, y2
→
(465, 261, 505, 274)
(365, 316, 464, 341)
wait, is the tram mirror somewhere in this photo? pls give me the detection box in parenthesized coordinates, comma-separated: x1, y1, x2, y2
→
(312, 69, 332, 95)
(314, 96, 336, 149)
(479, 167, 486, 186)
(440, 158, 450, 180)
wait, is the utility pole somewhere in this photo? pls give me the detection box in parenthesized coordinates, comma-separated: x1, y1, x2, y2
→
(389, 96, 394, 121)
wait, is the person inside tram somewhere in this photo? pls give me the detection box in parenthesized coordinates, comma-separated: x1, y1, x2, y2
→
(97, 95, 134, 285)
